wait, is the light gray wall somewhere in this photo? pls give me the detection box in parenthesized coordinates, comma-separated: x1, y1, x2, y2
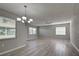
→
(0, 9, 28, 53)
(71, 4, 79, 50)
(0, 8, 38, 55)
(39, 23, 70, 40)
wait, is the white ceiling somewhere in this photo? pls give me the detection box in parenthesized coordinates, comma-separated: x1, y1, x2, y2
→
(0, 3, 74, 26)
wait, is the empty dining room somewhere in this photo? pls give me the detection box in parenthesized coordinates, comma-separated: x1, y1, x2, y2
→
(0, 3, 79, 56)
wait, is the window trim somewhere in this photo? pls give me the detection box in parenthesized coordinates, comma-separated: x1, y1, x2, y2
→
(56, 26, 66, 35)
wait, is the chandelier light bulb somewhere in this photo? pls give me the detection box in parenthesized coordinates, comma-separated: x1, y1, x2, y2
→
(29, 19, 33, 22)
(21, 20, 25, 23)
(17, 18, 21, 21)
(22, 16, 27, 20)
(28, 21, 31, 23)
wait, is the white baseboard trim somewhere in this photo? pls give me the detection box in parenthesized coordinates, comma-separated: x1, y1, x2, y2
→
(0, 44, 26, 55)
(71, 41, 79, 53)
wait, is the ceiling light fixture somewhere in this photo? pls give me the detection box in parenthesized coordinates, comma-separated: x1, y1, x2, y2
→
(29, 19, 33, 22)
(17, 5, 33, 24)
(28, 21, 31, 23)
(17, 18, 21, 21)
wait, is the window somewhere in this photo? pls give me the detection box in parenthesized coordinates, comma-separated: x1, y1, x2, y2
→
(0, 16, 16, 39)
(56, 27, 66, 35)
(33, 28, 36, 34)
(29, 27, 33, 34)
(7, 28, 15, 35)
(29, 27, 37, 35)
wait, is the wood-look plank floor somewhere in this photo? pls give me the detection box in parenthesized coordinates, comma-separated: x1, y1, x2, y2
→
(13, 39, 79, 56)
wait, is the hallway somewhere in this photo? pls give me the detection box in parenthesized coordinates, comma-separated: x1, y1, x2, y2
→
(10, 38, 79, 56)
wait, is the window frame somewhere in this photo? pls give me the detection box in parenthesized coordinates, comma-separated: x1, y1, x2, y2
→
(56, 26, 66, 35)
(29, 27, 37, 35)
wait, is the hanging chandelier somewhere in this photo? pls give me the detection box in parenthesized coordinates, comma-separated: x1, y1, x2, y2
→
(17, 5, 33, 24)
